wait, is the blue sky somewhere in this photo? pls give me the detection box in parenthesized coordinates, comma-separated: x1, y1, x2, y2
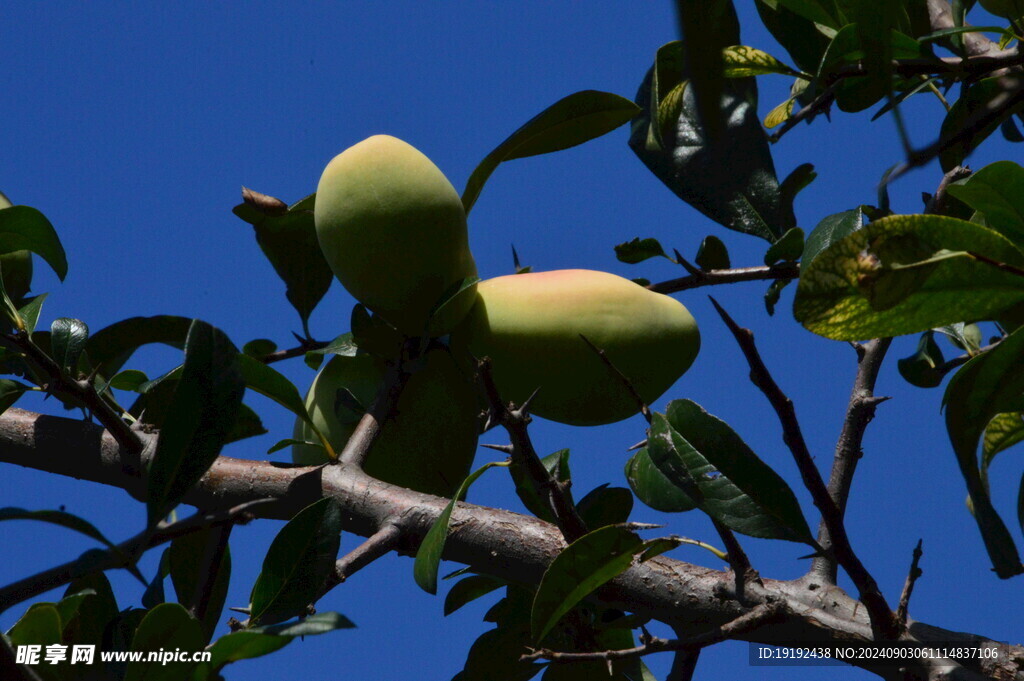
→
(0, 3, 1020, 680)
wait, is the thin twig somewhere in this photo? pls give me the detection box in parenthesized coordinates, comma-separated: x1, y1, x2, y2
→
(338, 347, 412, 468)
(258, 339, 329, 364)
(477, 358, 588, 542)
(647, 263, 799, 295)
(897, 540, 924, 625)
(708, 298, 899, 640)
(811, 338, 893, 582)
(769, 84, 839, 144)
(522, 602, 786, 663)
(578, 334, 651, 424)
(924, 165, 972, 215)
(0, 332, 147, 470)
(936, 340, 1001, 376)
(0, 500, 268, 615)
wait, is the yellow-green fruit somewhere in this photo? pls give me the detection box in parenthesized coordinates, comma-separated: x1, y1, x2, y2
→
(292, 347, 479, 496)
(0, 192, 32, 302)
(315, 135, 478, 336)
(451, 269, 700, 426)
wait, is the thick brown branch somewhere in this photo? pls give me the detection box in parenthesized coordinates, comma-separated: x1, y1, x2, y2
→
(1, 408, 1019, 680)
(647, 263, 799, 295)
(708, 299, 900, 640)
(812, 338, 893, 582)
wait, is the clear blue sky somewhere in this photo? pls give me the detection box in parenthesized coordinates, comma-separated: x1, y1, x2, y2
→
(0, 3, 1019, 680)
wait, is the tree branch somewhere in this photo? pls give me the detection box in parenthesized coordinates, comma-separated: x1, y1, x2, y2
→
(708, 299, 900, 640)
(0, 500, 265, 616)
(0, 408, 1019, 680)
(477, 358, 589, 542)
(647, 263, 800, 295)
(897, 539, 924, 625)
(811, 338, 893, 582)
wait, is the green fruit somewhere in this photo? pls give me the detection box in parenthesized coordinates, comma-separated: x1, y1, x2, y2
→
(451, 269, 700, 426)
(292, 346, 480, 497)
(315, 135, 478, 336)
(0, 192, 32, 302)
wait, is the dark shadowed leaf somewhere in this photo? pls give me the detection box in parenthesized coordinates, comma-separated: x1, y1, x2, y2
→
(63, 573, 119, 649)
(764, 278, 791, 316)
(233, 192, 333, 329)
(630, 38, 790, 241)
(943, 326, 1024, 577)
(695, 235, 730, 270)
(939, 78, 1024, 172)
(648, 402, 814, 543)
(242, 339, 277, 358)
(0, 507, 118, 550)
(625, 447, 697, 512)
(576, 485, 633, 529)
(249, 497, 342, 626)
(754, 0, 835, 74)
(170, 529, 232, 643)
(677, 1, 737, 141)
(50, 318, 89, 375)
(124, 603, 204, 681)
(763, 227, 804, 265)
(146, 321, 245, 525)
(0, 379, 30, 415)
(86, 316, 193, 378)
(462, 91, 640, 214)
(614, 238, 668, 265)
(414, 461, 508, 595)
(17, 293, 48, 335)
(6, 603, 63, 653)
(0, 205, 68, 280)
(794, 214, 1024, 340)
(427, 275, 481, 336)
(898, 331, 946, 388)
(444, 574, 508, 616)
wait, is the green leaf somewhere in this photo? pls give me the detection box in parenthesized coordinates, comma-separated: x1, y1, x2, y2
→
(248, 611, 355, 636)
(695, 235, 731, 270)
(630, 40, 791, 241)
(169, 529, 232, 643)
(648, 402, 815, 543)
(0, 205, 68, 281)
(237, 354, 310, 422)
(414, 461, 509, 595)
(764, 227, 804, 265)
(462, 91, 640, 214)
(754, 0, 835, 74)
(242, 339, 277, 358)
(531, 525, 651, 644)
(898, 331, 946, 388)
(935, 322, 983, 354)
(576, 485, 633, 529)
(141, 548, 170, 609)
(305, 331, 359, 358)
(124, 603, 205, 681)
(677, 1, 737, 142)
(802, 207, 866, 266)
(6, 603, 63, 671)
(0, 379, 30, 415)
(940, 78, 1024, 172)
(350, 303, 402, 359)
(775, 0, 841, 28)
(778, 162, 817, 220)
(17, 293, 48, 335)
(108, 369, 150, 392)
(233, 192, 333, 328)
(249, 497, 342, 626)
(983, 412, 1024, 467)
(794, 214, 1024, 340)
(510, 449, 571, 523)
(147, 320, 245, 525)
(0, 507, 118, 550)
(946, 161, 1024, 244)
(625, 447, 697, 512)
(86, 315, 193, 378)
(722, 45, 803, 78)
(62, 572, 119, 648)
(444, 574, 508, 616)
(205, 632, 292, 672)
(50, 317, 89, 376)
(943, 325, 1024, 577)
(764, 278, 792, 316)
(453, 585, 540, 681)
(614, 238, 668, 265)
